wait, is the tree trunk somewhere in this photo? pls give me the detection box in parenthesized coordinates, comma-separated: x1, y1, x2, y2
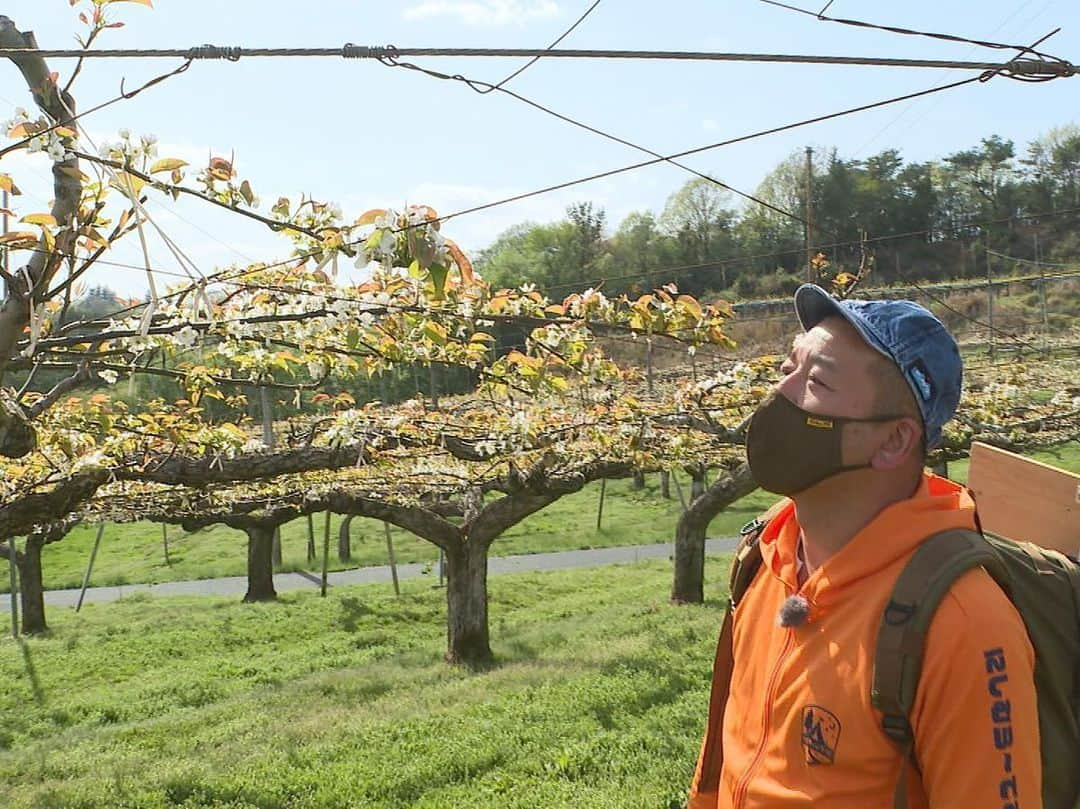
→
(16, 536, 46, 634)
(660, 470, 671, 499)
(243, 523, 277, 602)
(443, 540, 492, 667)
(338, 514, 354, 563)
(672, 464, 758, 605)
(672, 492, 708, 606)
(632, 470, 645, 490)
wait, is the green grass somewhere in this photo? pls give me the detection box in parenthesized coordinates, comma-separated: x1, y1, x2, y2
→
(0, 476, 777, 594)
(0, 557, 733, 809)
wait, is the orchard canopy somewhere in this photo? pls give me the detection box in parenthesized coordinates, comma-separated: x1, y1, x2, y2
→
(1, 2, 1078, 664)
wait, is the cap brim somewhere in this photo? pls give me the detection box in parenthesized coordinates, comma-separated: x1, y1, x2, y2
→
(793, 284, 895, 363)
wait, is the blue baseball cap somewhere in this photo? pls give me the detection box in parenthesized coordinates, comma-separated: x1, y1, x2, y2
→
(793, 284, 962, 448)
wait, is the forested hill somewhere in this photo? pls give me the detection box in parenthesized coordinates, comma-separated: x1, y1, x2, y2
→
(474, 127, 1080, 301)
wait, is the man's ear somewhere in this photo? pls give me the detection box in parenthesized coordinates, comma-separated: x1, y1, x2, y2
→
(870, 417, 923, 470)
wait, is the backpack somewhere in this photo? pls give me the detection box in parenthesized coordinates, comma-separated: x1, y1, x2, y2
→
(689, 516, 1080, 809)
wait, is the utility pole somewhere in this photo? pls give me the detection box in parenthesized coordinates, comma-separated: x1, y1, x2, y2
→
(1035, 233, 1048, 354)
(2, 188, 8, 296)
(985, 231, 995, 364)
(804, 147, 814, 283)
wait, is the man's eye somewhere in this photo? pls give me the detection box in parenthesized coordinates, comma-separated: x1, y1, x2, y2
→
(809, 375, 831, 390)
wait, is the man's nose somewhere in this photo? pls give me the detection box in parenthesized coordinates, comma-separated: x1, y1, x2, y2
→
(774, 372, 804, 409)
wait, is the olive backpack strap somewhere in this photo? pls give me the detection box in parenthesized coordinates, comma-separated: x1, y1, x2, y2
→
(689, 505, 784, 806)
(870, 528, 1008, 809)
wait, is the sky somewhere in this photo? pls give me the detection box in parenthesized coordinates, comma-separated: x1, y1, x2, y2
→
(2, 0, 1079, 298)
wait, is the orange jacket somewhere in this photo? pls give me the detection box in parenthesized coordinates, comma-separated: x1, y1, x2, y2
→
(691, 472, 1041, 809)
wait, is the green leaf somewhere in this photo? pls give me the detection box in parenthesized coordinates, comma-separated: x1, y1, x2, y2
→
(428, 262, 449, 301)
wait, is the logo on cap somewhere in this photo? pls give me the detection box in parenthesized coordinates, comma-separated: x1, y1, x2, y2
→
(906, 359, 934, 404)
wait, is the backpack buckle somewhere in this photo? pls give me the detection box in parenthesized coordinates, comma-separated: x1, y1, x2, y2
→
(883, 599, 916, 626)
(739, 518, 764, 537)
(881, 713, 913, 745)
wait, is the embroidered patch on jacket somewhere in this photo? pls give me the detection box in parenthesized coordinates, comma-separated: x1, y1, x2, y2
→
(802, 705, 841, 765)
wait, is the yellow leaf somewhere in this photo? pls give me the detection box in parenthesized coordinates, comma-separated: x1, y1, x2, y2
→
(676, 294, 703, 319)
(0, 174, 21, 195)
(21, 213, 57, 227)
(53, 126, 77, 139)
(111, 170, 145, 196)
(149, 157, 188, 174)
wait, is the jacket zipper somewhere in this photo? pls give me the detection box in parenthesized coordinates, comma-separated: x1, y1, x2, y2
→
(731, 628, 796, 809)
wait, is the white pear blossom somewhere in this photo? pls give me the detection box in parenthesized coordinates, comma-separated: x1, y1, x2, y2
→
(98, 368, 119, 385)
(27, 135, 45, 153)
(47, 138, 68, 161)
(173, 325, 200, 349)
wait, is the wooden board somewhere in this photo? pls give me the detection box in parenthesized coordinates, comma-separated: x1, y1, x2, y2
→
(966, 441, 1079, 556)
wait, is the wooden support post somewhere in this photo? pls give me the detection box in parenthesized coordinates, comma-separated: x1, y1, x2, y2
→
(76, 523, 105, 613)
(384, 523, 400, 597)
(596, 478, 607, 530)
(321, 511, 331, 598)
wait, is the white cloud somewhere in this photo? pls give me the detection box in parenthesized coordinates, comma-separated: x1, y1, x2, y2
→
(403, 0, 560, 25)
(702, 119, 718, 131)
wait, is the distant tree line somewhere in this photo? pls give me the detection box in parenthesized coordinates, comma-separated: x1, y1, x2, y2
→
(476, 126, 1080, 300)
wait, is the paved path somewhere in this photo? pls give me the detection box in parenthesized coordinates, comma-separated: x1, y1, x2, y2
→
(0, 538, 739, 611)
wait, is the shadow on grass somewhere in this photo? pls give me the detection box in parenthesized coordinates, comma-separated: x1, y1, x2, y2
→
(18, 639, 45, 707)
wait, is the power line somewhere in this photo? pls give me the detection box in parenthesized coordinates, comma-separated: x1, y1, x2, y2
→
(0, 45, 1073, 76)
(417, 75, 999, 233)
(490, 0, 604, 90)
(759, 0, 1063, 57)
(849, 0, 1052, 158)
(378, 57, 809, 227)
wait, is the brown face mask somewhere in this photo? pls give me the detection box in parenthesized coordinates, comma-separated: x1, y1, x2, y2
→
(745, 391, 902, 496)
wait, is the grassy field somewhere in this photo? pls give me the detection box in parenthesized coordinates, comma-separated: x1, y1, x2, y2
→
(0, 557, 732, 809)
(0, 475, 777, 594)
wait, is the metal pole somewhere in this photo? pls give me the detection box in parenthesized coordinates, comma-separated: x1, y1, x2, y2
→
(596, 478, 607, 530)
(321, 511, 331, 597)
(805, 146, 814, 283)
(2, 188, 8, 296)
(260, 387, 282, 565)
(161, 523, 171, 566)
(8, 539, 18, 638)
(383, 523, 400, 597)
(428, 364, 440, 410)
(76, 524, 105, 612)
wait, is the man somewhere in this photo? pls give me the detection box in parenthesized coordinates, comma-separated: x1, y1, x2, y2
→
(688, 284, 1041, 808)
